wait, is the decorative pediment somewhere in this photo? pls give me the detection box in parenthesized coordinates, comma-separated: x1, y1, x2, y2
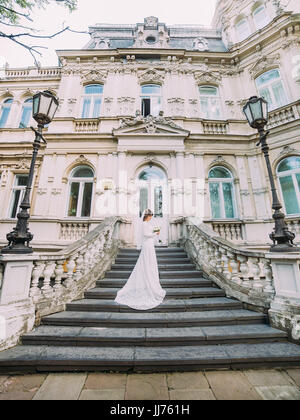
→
(249, 54, 280, 78)
(113, 113, 189, 136)
(81, 69, 108, 84)
(194, 70, 221, 84)
(138, 67, 165, 85)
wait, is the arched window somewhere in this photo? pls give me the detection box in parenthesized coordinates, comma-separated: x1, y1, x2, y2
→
(199, 86, 222, 120)
(255, 69, 288, 111)
(0, 98, 13, 128)
(277, 157, 300, 215)
(141, 84, 162, 117)
(138, 166, 166, 217)
(235, 17, 251, 42)
(67, 166, 94, 217)
(209, 167, 237, 219)
(253, 4, 269, 30)
(19, 98, 33, 128)
(81, 84, 103, 118)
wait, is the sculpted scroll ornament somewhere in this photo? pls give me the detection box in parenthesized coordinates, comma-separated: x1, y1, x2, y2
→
(249, 54, 280, 78)
(138, 67, 165, 84)
(194, 70, 221, 84)
(81, 69, 108, 84)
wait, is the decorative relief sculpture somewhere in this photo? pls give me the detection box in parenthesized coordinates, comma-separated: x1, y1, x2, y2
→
(118, 110, 183, 131)
(249, 54, 280, 78)
(193, 37, 209, 51)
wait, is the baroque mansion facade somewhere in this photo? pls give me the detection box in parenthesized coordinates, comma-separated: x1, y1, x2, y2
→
(0, 0, 300, 250)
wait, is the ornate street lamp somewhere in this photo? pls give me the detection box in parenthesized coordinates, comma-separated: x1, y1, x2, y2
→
(1, 91, 59, 254)
(243, 96, 300, 252)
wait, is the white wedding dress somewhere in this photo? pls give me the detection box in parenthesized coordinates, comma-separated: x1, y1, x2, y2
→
(114, 220, 166, 310)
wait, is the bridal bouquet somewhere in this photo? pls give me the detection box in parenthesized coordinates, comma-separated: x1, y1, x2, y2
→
(153, 226, 161, 233)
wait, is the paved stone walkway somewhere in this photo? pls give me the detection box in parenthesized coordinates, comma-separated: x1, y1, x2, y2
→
(0, 368, 300, 400)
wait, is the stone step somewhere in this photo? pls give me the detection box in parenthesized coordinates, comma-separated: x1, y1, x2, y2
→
(66, 297, 243, 313)
(21, 324, 288, 347)
(84, 287, 225, 300)
(119, 248, 185, 253)
(41, 309, 268, 328)
(115, 257, 192, 264)
(118, 251, 188, 257)
(96, 277, 212, 288)
(1, 342, 300, 373)
(110, 263, 197, 271)
(105, 270, 204, 279)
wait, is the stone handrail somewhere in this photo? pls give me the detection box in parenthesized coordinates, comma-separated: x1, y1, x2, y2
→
(267, 101, 300, 129)
(74, 118, 100, 133)
(180, 217, 275, 310)
(0, 216, 121, 350)
(178, 216, 300, 342)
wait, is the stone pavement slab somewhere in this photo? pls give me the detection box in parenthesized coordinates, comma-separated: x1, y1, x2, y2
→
(79, 389, 125, 400)
(84, 373, 127, 389)
(0, 374, 46, 400)
(205, 371, 262, 400)
(32, 373, 87, 400)
(285, 369, 300, 387)
(255, 385, 300, 400)
(166, 372, 210, 390)
(243, 369, 295, 387)
(169, 389, 216, 400)
(125, 373, 169, 400)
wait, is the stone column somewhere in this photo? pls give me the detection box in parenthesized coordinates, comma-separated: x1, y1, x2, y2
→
(117, 151, 128, 216)
(236, 156, 254, 220)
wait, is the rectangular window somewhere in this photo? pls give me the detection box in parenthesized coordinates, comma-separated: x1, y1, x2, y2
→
(0, 107, 10, 128)
(222, 183, 235, 218)
(9, 175, 28, 218)
(81, 182, 93, 217)
(68, 182, 80, 217)
(142, 98, 151, 117)
(280, 175, 300, 214)
(82, 98, 91, 118)
(209, 183, 221, 219)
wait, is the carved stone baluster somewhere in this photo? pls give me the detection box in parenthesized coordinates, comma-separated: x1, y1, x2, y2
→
(237, 255, 251, 288)
(41, 261, 55, 298)
(228, 252, 241, 284)
(215, 246, 223, 273)
(74, 251, 85, 281)
(220, 248, 230, 279)
(30, 262, 45, 301)
(250, 258, 263, 291)
(64, 255, 76, 288)
(53, 260, 64, 293)
(262, 259, 275, 294)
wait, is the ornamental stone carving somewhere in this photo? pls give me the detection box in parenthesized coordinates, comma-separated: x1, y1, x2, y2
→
(194, 70, 221, 84)
(193, 37, 209, 51)
(138, 67, 165, 85)
(249, 54, 280, 78)
(81, 69, 108, 84)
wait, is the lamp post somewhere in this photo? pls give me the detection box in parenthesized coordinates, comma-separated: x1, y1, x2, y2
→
(1, 91, 59, 254)
(243, 95, 300, 252)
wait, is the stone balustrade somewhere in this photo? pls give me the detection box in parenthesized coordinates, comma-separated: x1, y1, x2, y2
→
(59, 222, 90, 241)
(3, 67, 61, 79)
(74, 118, 100, 133)
(207, 220, 244, 242)
(0, 216, 121, 350)
(180, 217, 275, 310)
(202, 121, 228, 134)
(177, 217, 300, 341)
(286, 217, 300, 240)
(267, 101, 300, 129)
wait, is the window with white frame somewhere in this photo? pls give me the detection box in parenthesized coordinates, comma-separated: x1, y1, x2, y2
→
(253, 4, 269, 30)
(199, 86, 222, 120)
(255, 69, 288, 111)
(19, 98, 33, 128)
(277, 156, 300, 215)
(209, 167, 237, 219)
(235, 17, 251, 42)
(81, 84, 103, 118)
(141, 84, 162, 117)
(9, 174, 28, 218)
(0, 98, 13, 128)
(67, 166, 94, 217)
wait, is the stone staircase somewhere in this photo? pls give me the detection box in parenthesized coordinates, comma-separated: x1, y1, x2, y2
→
(1, 247, 300, 373)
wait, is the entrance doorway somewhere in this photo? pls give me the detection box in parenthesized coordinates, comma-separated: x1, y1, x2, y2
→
(137, 166, 168, 246)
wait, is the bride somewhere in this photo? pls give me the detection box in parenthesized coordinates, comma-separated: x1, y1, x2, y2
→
(114, 209, 166, 310)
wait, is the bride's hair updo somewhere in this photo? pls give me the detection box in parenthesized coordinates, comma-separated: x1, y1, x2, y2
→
(143, 209, 153, 221)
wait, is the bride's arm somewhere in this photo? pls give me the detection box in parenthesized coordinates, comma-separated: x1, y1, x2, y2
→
(143, 222, 157, 238)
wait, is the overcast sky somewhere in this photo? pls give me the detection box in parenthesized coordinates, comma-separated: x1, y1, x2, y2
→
(0, 0, 217, 68)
